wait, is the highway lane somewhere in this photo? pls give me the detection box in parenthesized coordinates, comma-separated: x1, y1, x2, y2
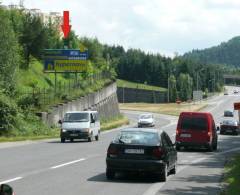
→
(1, 86, 240, 195)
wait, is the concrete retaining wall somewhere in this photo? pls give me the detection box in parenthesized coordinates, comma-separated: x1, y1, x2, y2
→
(38, 83, 120, 126)
(117, 87, 167, 103)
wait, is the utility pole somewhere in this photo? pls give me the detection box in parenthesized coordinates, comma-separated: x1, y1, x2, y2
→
(168, 73, 170, 103)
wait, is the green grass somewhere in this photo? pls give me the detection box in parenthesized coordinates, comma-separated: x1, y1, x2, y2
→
(117, 79, 167, 92)
(221, 155, 240, 195)
(101, 115, 129, 131)
(120, 103, 208, 116)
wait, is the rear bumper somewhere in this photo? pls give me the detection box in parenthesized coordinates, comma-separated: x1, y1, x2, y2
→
(61, 131, 90, 139)
(106, 158, 165, 173)
(138, 123, 153, 127)
(176, 141, 211, 148)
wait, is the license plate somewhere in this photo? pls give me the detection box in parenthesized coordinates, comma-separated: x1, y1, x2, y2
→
(70, 134, 78, 136)
(180, 134, 191, 138)
(125, 149, 144, 154)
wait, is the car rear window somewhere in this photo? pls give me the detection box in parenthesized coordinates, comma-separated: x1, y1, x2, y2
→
(180, 116, 208, 131)
(114, 131, 160, 145)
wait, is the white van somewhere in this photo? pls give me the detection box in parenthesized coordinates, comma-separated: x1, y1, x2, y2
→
(59, 111, 100, 143)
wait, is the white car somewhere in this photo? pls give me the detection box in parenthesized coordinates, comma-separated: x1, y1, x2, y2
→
(138, 114, 155, 127)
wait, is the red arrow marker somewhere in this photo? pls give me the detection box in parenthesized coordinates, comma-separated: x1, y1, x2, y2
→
(61, 11, 71, 39)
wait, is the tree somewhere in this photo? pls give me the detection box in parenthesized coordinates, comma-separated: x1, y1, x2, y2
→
(178, 73, 193, 101)
(169, 75, 177, 102)
(0, 8, 20, 94)
(20, 13, 47, 68)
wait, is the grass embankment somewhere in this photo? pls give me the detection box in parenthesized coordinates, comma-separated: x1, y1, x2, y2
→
(221, 155, 240, 195)
(117, 79, 167, 92)
(0, 115, 129, 143)
(120, 102, 208, 116)
(101, 115, 129, 131)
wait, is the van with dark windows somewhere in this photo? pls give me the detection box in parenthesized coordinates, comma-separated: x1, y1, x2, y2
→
(175, 112, 218, 151)
(59, 111, 100, 143)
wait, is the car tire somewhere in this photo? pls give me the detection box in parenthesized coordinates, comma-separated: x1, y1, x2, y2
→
(159, 164, 167, 182)
(213, 143, 217, 151)
(106, 169, 115, 180)
(61, 138, 65, 143)
(176, 144, 181, 151)
(169, 162, 177, 175)
(70, 138, 74, 142)
(95, 133, 99, 141)
(207, 144, 213, 152)
(220, 131, 224, 135)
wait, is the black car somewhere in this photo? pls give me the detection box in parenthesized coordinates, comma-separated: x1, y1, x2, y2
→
(106, 128, 177, 181)
(220, 119, 240, 135)
(224, 110, 234, 117)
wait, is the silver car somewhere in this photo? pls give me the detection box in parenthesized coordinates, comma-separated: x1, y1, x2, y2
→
(138, 114, 155, 127)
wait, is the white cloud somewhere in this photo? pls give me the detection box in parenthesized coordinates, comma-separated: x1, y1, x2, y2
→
(2, 0, 240, 56)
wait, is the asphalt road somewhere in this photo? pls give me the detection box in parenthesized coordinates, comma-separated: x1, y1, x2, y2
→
(1, 86, 240, 195)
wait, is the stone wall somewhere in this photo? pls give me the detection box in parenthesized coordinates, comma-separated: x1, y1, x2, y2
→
(117, 87, 167, 103)
(38, 83, 120, 126)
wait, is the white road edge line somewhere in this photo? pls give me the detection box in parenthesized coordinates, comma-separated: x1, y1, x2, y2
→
(0, 177, 23, 185)
(51, 158, 86, 169)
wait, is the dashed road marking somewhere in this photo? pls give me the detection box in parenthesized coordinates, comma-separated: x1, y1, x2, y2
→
(0, 177, 23, 185)
(51, 158, 86, 169)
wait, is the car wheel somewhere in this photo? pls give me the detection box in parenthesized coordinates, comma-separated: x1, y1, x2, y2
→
(207, 144, 213, 152)
(213, 142, 217, 151)
(70, 138, 74, 142)
(169, 162, 177, 175)
(95, 133, 99, 141)
(61, 138, 65, 143)
(106, 169, 115, 180)
(159, 164, 167, 182)
(220, 131, 224, 135)
(176, 144, 181, 151)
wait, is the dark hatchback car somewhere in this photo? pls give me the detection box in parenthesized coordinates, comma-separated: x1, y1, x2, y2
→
(106, 128, 177, 181)
(220, 119, 240, 135)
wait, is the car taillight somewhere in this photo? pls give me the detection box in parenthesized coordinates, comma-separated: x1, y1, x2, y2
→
(176, 129, 180, 136)
(107, 146, 118, 157)
(208, 131, 212, 137)
(152, 147, 164, 158)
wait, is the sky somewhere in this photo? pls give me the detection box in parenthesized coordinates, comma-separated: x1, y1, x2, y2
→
(2, 0, 240, 57)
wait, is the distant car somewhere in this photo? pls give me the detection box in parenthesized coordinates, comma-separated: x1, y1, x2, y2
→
(175, 112, 218, 151)
(233, 90, 238, 94)
(106, 128, 177, 181)
(220, 119, 240, 135)
(224, 110, 234, 117)
(224, 91, 228, 95)
(138, 114, 155, 127)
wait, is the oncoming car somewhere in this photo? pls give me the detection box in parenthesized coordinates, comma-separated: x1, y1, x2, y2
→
(106, 128, 177, 181)
(224, 110, 234, 117)
(138, 114, 155, 127)
(59, 111, 100, 143)
(220, 119, 240, 135)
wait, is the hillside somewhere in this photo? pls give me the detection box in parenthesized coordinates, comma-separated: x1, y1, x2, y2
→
(183, 36, 240, 67)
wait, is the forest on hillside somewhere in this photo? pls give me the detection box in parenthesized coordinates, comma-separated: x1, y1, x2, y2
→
(183, 36, 240, 67)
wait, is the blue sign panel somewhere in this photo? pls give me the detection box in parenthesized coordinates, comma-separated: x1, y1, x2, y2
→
(44, 49, 89, 72)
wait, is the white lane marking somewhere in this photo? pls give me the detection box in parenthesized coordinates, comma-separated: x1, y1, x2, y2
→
(0, 177, 23, 185)
(51, 158, 86, 169)
(143, 147, 240, 195)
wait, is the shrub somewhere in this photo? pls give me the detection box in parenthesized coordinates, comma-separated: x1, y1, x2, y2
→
(0, 93, 18, 132)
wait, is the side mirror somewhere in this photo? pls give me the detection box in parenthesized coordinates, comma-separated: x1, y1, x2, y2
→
(58, 120, 62, 124)
(0, 184, 14, 195)
(91, 118, 95, 123)
(216, 126, 220, 131)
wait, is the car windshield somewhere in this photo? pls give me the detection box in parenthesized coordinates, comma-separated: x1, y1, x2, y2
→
(114, 131, 159, 145)
(64, 113, 89, 122)
(180, 117, 208, 131)
(140, 115, 152, 119)
(222, 120, 237, 125)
